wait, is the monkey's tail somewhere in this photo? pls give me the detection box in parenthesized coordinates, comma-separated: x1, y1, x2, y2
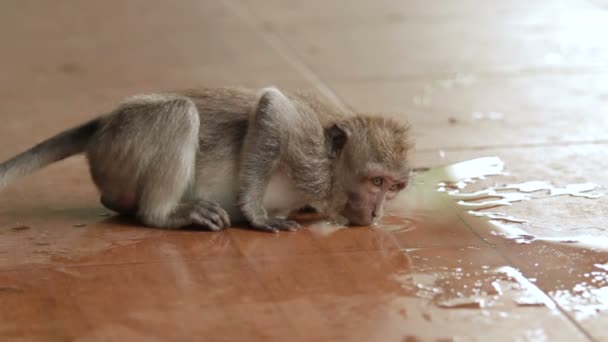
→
(0, 119, 100, 190)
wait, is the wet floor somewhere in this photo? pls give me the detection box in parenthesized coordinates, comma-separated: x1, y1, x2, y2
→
(0, 157, 605, 341)
(2, 0, 608, 341)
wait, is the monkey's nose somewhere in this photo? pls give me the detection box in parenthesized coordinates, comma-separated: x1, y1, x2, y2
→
(371, 209, 380, 223)
(371, 204, 385, 224)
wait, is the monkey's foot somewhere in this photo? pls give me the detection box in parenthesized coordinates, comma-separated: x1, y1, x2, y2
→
(173, 200, 231, 231)
(252, 218, 301, 233)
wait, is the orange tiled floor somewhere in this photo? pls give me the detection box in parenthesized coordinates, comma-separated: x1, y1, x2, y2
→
(1, 1, 608, 341)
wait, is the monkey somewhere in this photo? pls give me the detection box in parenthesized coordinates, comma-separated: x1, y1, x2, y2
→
(0, 87, 412, 233)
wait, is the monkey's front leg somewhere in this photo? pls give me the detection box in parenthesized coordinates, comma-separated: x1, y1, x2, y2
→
(239, 88, 301, 233)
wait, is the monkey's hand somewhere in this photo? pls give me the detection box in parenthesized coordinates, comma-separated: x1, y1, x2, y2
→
(251, 217, 301, 233)
(171, 199, 231, 231)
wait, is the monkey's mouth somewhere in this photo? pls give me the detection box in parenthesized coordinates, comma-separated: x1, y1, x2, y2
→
(341, 205, 376, 227)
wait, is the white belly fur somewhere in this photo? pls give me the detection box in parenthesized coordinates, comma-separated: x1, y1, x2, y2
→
(192, 159, 243, 221)
(193, 161, 302, 222)
(263, 166, 303, 217)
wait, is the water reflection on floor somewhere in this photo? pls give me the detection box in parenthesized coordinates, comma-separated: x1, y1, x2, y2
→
(0, 157, 606, 341)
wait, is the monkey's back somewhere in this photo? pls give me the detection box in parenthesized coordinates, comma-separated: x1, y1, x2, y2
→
(183, 88, 254, 157)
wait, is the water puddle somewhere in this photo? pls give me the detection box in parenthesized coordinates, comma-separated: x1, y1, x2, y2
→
(393, 266, 555, 312)
(385, 156, 608, 327)
(405, 156, 605, 250)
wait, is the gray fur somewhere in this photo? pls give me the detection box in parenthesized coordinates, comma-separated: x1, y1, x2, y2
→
(0, 87, 412, 232)
(0, 119, 99, 189)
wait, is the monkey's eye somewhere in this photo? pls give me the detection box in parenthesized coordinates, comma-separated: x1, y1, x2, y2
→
(371, 177, 384, 187)
(389, 182, 406, 192)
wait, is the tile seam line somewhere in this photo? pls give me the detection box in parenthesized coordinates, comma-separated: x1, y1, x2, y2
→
(220, 0, 353, 114)
(314, 66, 608, 84)
(238, 239, 326, 340)
(0, 249, 382, 272)
(416, 139, 608, 153)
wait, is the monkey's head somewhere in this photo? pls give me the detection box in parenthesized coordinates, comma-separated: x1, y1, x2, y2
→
(325, 116, 412, 226)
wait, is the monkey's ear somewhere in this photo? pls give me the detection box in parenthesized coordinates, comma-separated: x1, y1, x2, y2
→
(325, 123, 349, 159)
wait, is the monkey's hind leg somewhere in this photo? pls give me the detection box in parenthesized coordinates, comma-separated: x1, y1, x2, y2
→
(133, 98, 231, 230)
(101, 195, 135, 216)
(89, 96, 229, 231)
